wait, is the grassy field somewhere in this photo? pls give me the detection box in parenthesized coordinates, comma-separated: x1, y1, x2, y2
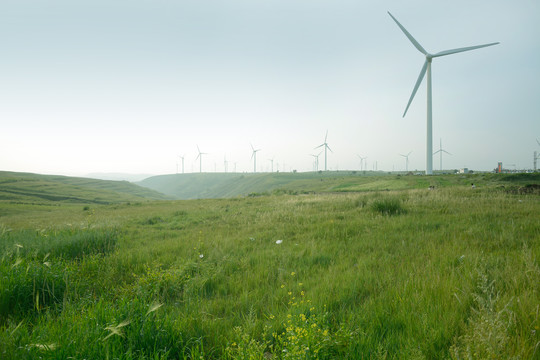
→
(138, 170, 539, 199)
(1, 172, 539, 359)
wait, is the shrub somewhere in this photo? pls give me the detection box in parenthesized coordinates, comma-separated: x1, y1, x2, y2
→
(370, 197, 406, 215)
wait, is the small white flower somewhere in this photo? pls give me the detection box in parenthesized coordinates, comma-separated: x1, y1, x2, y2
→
(199, 254, 204, 258)
(250, 237, 255, 241)
(275, 240, 283, 244)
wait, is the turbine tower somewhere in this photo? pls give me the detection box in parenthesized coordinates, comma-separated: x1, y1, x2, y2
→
(388, 12, 499, 175)
(268, 158, 274, 173)
(433, 139, 452, 171)
(315, 131, 332, 171)
(250, 144, 261, 173)
(535, 139, 540, 171)
(196, 145, 207, 173)
(400, 151, 412, 172)
(179, 155, 185, 174)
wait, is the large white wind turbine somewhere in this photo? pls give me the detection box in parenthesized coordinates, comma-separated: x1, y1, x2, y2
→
(315, 131, 332, 171)
(250, 144, 261, 173)
(196, 146, 207, 173)
(388, 12, 499, 175)
(433, 139, 452, 171)
(400, 151, 412, 172)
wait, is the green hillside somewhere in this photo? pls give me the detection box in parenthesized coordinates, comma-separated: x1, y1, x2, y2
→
(137, 171, 540, 199)
(0, 171, 169, 204)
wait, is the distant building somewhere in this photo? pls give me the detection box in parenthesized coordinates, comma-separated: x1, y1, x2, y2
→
(459, 168, 469, 174)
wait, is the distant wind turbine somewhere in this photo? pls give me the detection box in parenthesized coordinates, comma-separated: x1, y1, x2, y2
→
(388, 12, 499, 175)
(433, 139, 452, 171)
(179, 155, 185, 174)
(268, 158, 274, 173)
(400, 151, 412, 172)
(357, 155, 367, 171)
(310, 152, 322, 171)
(224, 155, 228, 173)
(250, 144, 261, 173)
(315, 131, 332, 171)
(196, 145, 207, 173)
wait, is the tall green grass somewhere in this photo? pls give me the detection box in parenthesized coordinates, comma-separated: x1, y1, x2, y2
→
(0, 228, 118, 260)
(0, 185, 539, 359)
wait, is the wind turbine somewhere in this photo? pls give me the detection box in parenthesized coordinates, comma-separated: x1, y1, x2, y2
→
(388, 12, 499, 175)
(400, 151, 412, 172)
(179, 155, 185, 174)
(357, 155, 367, 171)
(196, 145, 207, 173)
(250, 144, 261, 173)
(268, 158, 274, 173)
(310, 151, 322, 171)
(315, 131, 332, 171)
(433, 139, 452, 171)
(224, 155, 228, 173)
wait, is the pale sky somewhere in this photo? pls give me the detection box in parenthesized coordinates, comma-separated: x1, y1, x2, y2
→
(1, 0, 539, 177)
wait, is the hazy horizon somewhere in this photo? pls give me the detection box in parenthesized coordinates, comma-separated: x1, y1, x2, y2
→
(1, 1, 539, 177)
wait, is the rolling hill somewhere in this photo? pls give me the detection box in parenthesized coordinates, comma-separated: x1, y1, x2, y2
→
(0, 171, 169, 204)
(137, 171, 540, 199)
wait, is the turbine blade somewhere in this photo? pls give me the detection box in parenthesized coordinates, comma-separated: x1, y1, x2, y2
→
(324, 130, 328, 143)
(388, 12, 428, 55)
(315, 144, 325, 149)
(442, 150, 452, 155)
(432, 42, 499, 57)
(327, 145, 333, 153)
(403, 59, 428, 117)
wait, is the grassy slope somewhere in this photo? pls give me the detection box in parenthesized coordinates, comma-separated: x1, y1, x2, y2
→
(138, 171, 540, 199)
(0, 173, 539, 359)
(0, 171, 169, 204)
